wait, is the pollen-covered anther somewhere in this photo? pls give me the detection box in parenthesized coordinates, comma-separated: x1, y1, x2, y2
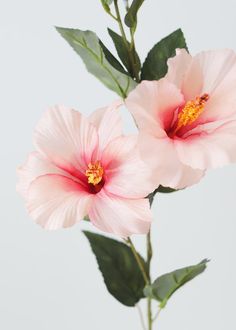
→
(86, 161, 104, 186)
(175, 93, 209, 133)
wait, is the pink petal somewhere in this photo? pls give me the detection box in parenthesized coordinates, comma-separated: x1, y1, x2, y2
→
(89, 100, 123, 153)
(126, 79, 184, 136)
(89, 190, 152, 237)
(34, 105, 98, 173)
(139, 133, 204, 189)
(195, 49, 236, 95)
(167, 49, 236, 123)
(181, 59, 204, 101)
(189, 50, 236, 122)
(102, 135, 156, 198)
(167, 49, 204, 102)
(27, 174, 92, 230)
(17, 152, 69, 199)
(166, 49, 193, 89)
(175, 120, 236, 169)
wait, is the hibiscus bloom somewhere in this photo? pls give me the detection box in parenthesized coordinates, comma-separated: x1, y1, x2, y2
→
(126, 49, 236, 189)
(17, 102, 156, 237)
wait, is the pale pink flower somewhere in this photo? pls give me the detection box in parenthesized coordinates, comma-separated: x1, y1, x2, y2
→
(17, 102, 156, 237)
(126, 49, 236, 189)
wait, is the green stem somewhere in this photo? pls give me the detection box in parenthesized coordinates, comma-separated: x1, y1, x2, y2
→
(126, 232, 153, 329)
(148, 297, 152, 330)
(114, 0, 128, 44)
(107, 11, 118, 21)
(113, 0, 140, 81)
(147, 230, 153, 330)
(126, 238, 149, 284)
(153, 307, 162, 323)
(147, 231, 153, 271)
(136, 304, 146, 330)
(130, 28, 135, 51)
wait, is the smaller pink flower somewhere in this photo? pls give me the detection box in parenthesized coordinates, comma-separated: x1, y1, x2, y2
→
(17, 102, 156, 237)
(126, 49, 236, 189)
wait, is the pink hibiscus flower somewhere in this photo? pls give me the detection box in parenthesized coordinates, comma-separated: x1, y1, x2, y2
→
(17, 102, 157, 237)
(126, 49, 236, 189)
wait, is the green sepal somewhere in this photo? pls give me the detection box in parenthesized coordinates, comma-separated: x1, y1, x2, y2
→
(157, 186, 177, 193)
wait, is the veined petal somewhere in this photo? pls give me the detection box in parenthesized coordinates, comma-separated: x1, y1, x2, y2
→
(34, 105, 98, 172)
(27, 174, 92, 230)
(139, 133, 204, 189)
(175, 120, 236, 169)
(195, 49, 236, 95)
(126, 79, 184, 136)
(17, 152, 69, 199)
(166, 49, 193, 89)
(167, 49, 204, 101)
(167, 49, 236, 122)
(188, 50, 236, 122)
(89, 100, 123, 153)
(102, 136, 156, 198)
(166, 49, 236, 102)
(89, 190, 152, 237)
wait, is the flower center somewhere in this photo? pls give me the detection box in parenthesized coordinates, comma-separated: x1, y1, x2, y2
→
(173, 93, 209, 135)
(85, 161, 104, 186)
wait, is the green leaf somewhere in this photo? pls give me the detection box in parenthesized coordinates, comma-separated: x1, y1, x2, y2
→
(102, 0, 113, 4)
(101, 0, 113, 13)
(108, 28, 141, 77)
(141, 29, 188, 81)
(144, 259, 209, 308)
(83, 231, 146, 307)
(125, 0, 145, 28)
(56, 27, 137, 97)
(99, 40, 127, 74)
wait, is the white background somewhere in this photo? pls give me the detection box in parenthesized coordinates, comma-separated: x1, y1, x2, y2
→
(1, 0, 236, 329)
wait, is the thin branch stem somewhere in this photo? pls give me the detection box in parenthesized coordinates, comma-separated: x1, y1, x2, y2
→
(130, 28, 135, 50)
(147, 230, 153, 330)
(113, 0, 140, 81)
(101, 1, 118, 21)
(147, 231, 153, 272)
(125, 238, 149, 284)
(107, 11, 118, 21)
(147, 298, 152, 330)
(136, 304, 147, 330)
(114, 0, 129, 44)
(152, 307, 162, 323)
